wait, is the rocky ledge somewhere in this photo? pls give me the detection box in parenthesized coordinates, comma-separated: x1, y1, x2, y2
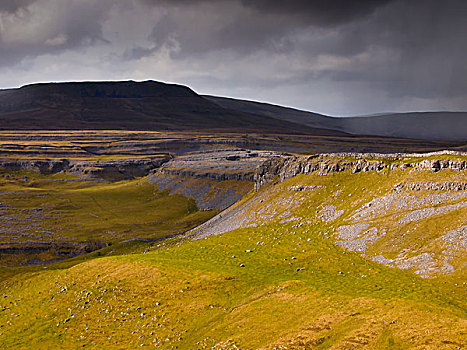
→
(255, 152, 467, 190)
(148, 149, 283, 210)
(157, 149, 283, 182)
(0, 156, 170, 180)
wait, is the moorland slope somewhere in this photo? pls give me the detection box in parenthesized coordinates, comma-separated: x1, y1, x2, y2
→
(206, 95, 467, 141)
(0, 81, 344, 136)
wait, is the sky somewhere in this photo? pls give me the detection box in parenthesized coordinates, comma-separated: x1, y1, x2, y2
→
(0, 0, 466, 116)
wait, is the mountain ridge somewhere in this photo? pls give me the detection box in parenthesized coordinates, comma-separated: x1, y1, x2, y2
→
(0, 81, 345, 136)
(205, 95, 467, 141)
(0, 80, 465, 141)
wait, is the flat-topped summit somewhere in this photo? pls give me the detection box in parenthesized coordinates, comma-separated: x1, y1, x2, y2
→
(15, 80, 198, 99)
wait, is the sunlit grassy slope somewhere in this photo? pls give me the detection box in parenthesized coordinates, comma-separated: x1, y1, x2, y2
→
(0, 170, 217, 268)
(0, 170, 215, 243)
(0, 159, 466, 349)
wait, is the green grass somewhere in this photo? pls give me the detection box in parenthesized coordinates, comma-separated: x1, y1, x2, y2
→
(0, 171, 217, 244)
(0, 157, 466, 348)
(0, 170, 218, 270)
(0, 222, 465, 349)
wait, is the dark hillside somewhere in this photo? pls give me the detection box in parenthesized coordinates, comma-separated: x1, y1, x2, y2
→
(206, 95, 467, 141)
(0, 81, 346, 135)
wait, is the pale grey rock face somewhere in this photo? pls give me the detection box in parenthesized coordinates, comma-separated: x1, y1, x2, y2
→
(148, 173, 250, 210)
(0, 157, 170, 180)
(335, 226, 381, 252)
(254, 152, 467, 191)
(401, 182, 467, 191)
(336, 224, 370, 240)
(442, 225, 467, 248)
(159, 149, 281, 182)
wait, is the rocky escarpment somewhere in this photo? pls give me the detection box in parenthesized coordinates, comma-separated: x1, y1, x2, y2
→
(157, 149, 283, 182)
(149, 149, 282, 209)
(255, 152, 467, 190)
(188, 152, 466, 278)
(0, 156, 170, 180)
(2, 147, 465, 187)
(396, 182, 467, 191)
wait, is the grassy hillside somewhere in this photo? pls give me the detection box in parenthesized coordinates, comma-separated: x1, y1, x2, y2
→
(0, 155, 465, 349)
(0, 170, 217, 267)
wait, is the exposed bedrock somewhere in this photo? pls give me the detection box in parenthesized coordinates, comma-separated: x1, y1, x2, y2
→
(254, 152, 467, 190)
(0, 159, 70, 173)
(158, 149, 283, 182)
(148, 174, 251, 210)
(1, 147, 465, 187)
(148, 149, 281, 209)
(0, 156, 170, 179)
(68, 158, 170, 179)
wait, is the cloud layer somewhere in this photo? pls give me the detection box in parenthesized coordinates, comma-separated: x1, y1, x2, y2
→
(0, 0, 465, 116)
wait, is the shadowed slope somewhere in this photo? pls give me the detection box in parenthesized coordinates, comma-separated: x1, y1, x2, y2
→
(205, 95, 467, 141)
(0, 81, 346, 136)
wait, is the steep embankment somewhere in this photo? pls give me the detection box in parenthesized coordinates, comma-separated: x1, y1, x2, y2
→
(0, 156, 170, 180)
(206, 95, 467, 141)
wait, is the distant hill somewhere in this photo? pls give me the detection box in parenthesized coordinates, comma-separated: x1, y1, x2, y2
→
(205, 96, 467, 142)
(1, 81, 464, 141)
(0, 81, 345, 136)
(338, 112, 467, 141)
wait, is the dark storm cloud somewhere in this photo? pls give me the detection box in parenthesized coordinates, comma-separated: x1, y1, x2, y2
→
(0, 0, 35, 13)
(321, 0, 467, 99)
(0, 0, 466, 115)
(239, 0, 395, 25)
(142, 0, 394, 26)
(147, 7, 296, 57)
(143, 0, 396, 59)
(0, 0, 112, 68)
(141, 0, 397, 56)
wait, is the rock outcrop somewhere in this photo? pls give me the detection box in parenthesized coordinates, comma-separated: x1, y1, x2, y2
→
(254, 152, 467, 190)
(158, 149, 283, 183)
(149, 150, 281, 209)
(0, 156, 170, 180)
(397, 182, 467, 191)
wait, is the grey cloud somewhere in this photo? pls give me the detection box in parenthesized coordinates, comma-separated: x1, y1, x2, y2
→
(122, 45, 158, 61)
(143, 0, 397, 57)
(142, 0, 395, 26)
(149, 9, 297, 57)
(0, 0, 113, 67)
(239, 0, 395, 25)
(236, 0, 467, 102)
(0, 0, 35, 13)
(142, 0, 397, 58)
(0, 0, 466, 116)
